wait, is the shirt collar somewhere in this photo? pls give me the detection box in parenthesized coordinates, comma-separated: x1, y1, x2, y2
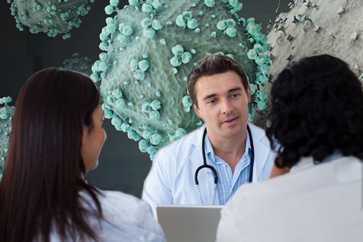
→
(205, 129, 251, 165)
(291, 151, 343, 173)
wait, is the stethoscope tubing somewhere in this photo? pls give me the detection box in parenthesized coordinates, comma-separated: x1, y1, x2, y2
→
(194, 125, 255, 185)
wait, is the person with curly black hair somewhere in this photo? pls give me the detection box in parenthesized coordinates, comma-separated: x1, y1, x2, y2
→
(217, 54, 363, 242)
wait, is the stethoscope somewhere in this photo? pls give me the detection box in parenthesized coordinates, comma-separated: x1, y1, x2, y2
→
(194, 125, 255, 185)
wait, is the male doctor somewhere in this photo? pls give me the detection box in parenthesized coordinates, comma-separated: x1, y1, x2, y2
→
(142, 54, 275, 210)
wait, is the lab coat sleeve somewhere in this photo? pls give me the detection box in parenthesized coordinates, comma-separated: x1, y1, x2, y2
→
(142, 148, 174, 214)
(260, 150, 276, 180)
(216, 207, 241, 242)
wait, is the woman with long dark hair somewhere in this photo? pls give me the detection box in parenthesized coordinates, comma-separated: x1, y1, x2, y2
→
(0, 68, 165, 242)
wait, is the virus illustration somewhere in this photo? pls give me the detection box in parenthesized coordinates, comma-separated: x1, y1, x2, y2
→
(268, 0, 363, 78)
(7, 0, 95, 39)
(0, 97, 14, 179)
(91, 0, 271, 158)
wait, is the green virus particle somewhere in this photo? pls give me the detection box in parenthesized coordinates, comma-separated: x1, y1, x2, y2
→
(0, 97, 14, 180)
(61, 53, 93, 75)
(7, 0, 95, 39)
(91, 0, 271, 158)
(268, 0, 363, 78)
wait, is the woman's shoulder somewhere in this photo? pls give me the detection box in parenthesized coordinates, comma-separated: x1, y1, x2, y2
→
(82, 190, 151, 220)
(98, 190, 151, 217)
(100, 190, 144, 206)
(81, 189, 165, 241)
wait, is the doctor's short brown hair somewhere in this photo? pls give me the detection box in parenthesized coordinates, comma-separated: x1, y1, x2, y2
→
(187, 54, 249, 106)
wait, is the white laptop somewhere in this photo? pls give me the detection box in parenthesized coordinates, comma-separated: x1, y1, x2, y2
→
(157, 205, 223, 242)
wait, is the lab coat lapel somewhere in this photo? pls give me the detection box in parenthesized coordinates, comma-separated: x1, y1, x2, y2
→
(249, 124, 270, 181)
(190, 127, 219, 205)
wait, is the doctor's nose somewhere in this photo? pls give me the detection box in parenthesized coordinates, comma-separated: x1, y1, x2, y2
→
(220, 99, 234, 114)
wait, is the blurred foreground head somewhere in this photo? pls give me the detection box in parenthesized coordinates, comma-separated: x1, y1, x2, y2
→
(267, 54, 363, 169)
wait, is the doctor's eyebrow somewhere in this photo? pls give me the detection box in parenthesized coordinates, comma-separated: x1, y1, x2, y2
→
(203, 93, 217, 101)
(227, 87, 243, 94)
(203, 87, 243, 101)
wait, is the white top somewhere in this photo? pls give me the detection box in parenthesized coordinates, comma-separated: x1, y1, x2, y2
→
(49, 190, 166, 242)
(142, 124, 275, 212)
(217, 156, 363, 242)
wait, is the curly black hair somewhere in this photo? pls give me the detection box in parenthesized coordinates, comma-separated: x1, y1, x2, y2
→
(267, 54, 363, 168)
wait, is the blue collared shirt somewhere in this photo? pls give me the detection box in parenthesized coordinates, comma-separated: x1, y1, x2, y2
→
(205, 135, 252, 205)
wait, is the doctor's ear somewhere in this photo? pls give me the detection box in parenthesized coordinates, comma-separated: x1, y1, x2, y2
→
(246, 88, 251, 104)
(193, 103, 201, 119)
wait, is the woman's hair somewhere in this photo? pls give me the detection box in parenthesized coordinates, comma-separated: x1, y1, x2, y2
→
(0, 68, 103, 242)
(267, 54, 363, 168)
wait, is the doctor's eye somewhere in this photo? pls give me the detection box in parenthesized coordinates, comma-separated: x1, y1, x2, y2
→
(230, 93, 241, 99)
(206, 98, 217, 104)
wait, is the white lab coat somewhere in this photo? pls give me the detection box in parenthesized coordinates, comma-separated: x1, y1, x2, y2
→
(49, 190, 166, 242)
(216, 156, 363, 242)
(142, 124, 275, 212)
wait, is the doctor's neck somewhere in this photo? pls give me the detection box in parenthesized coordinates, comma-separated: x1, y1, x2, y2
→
(207, 128, 247, 171)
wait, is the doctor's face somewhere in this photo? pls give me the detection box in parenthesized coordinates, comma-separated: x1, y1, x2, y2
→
(193, 71, 250, 140)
